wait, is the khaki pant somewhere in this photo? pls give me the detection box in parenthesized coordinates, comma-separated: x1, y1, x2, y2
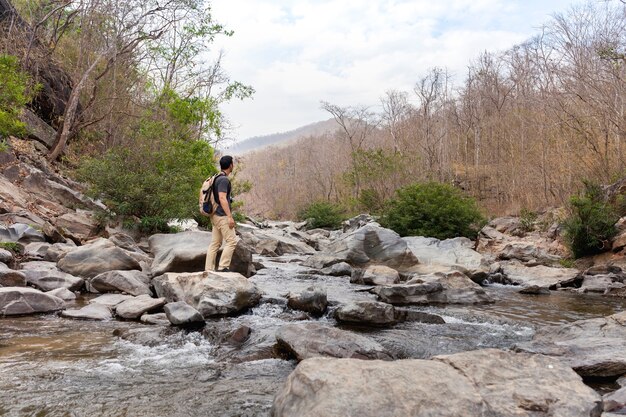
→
(205, 215, 238, 271)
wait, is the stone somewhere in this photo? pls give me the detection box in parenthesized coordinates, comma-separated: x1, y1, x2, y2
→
(500, 261, 581, 289)
(0, 287, 65, 316)
(321, 261, 353, 276)
(579, 275, 618, 294)
(46, 287, 76, 301)
(19, 108, 57, 148)
(271, 349, 601, 417)
(140, 312, 170, 325)
(229, 325, 252, 345)
(518, 285, 551, 295)
(0, 248, 13, 264)
(0, 265, 26, 287)
(393, 309, 446, 324)
(91, 293, 134, 307)
(603, 387, 626, 414)
(287, 286, 327, 315)
(515, 311, 626, 377)
(148, 231, 254, 277)
(613, 230, 626, 252)
(42, 221, 66, 244)
(341, 214, 375, 233)
(44, 242, 76, 262)
(88, 270, 151, 296)
(57, 239, 141, 278)
(350, 265, 400, 285)
(304, 225, 418, 271)
(0, 223, 45, 244)
(275, 322, 392, 361)
(239, 229, 316, 256)
(335, 300, 396, 326)
(153, 271, 262, 318)
(375, 271, 493, 305)
(61, 303, 112, 320)
(163, 301, 205, 326)
(24, 242, 51, 259)
(497, 242, 562, 265)
(20, 265, 84, 291)
(55, 210, 98, 242)
(115, 294, 166, 320)
(403, 236, 485, 272)
(109, 232, 143, 253)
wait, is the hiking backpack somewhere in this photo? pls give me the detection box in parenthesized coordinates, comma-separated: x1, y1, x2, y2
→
(199, 173, 223, 216)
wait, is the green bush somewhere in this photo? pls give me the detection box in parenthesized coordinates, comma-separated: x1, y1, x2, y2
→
(299, 201, 344, 229)
(562, 182, 619, 258)
(380, 182, 486, 239)
(0, 55, 37, 137)
(0, 242, 22, 253)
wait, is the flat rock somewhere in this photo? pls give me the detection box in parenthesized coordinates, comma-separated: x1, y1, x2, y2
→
(62, 303, 112, 320)
(46, 287, 76, 301)
(240, 229, 315, 256)
(163, 301, 205, 326)
(20, 265, 84, 291)
(153, 271, 261, 318)
(287, 286, 327, 315)
(148, 231, 254, 277)
(57, 239, 141, 278)
(89, 270, 151, 296)
(275, 322, 392, 361)
(140, 312, 170, 325)
(335, 300, 396, 326)
(501, 261, 580, 289)
(518, 285, 551, 295)
(350, 264, 400, 285)
(115, 294, 166, 320)
(91, 293, 134, 307)
(0, 287, 65, 316)
(515, 311, 626, 377)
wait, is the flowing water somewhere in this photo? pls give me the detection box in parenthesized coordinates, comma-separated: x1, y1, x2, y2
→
(1, 258, 626, 416)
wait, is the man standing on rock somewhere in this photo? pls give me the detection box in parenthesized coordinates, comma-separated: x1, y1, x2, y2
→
(206, 155, 237, 272)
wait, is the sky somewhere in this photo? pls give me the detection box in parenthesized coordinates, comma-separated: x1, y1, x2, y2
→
(211, 0, 581, 141)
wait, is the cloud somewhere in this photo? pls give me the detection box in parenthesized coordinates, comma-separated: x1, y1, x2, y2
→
(210, 0, 579, 140)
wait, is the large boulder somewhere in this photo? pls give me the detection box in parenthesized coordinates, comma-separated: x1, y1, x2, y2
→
(374, 271, 494, 305)
(148, 231, 254, 277)
(153, 271, 261, 318)
(54, 210, 98, 242)
(500, 261, 581, 289)
(88, 270, 151, 296)
(163, 301, 205, 327)
(334, 300, 397, 326)
(115, 294, 166, 320)
(57, 239, 141, 278)
(350, 265, 400, 285)
(0, 287, 65, 316)
(304, 225, 418, 271)
(90, 293, 134, 307)
(403, 236, 486, 272)
(515, 311, 626, 378)
(275, 322, 392, 361)
(0, 223, 45, 244)
(20, 263, 84, 291)
(0, 265, 26, 287)
(239, 229, 315, 256)
(497, 242, 562, 265)
(271, 349, 601, 417)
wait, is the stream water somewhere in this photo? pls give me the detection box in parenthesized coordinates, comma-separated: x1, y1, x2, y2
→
(1, 257, 625, 416)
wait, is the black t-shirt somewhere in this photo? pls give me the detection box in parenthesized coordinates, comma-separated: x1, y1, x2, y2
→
(213, 174, 231, 216)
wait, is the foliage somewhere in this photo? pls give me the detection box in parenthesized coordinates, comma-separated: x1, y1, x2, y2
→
(559, 258, 576, 269)
(519, 208, 538, 233)
(0, 55, 37, 137)
(380, 182, 486, 239)
(0, 242, 22, 254)
(562, 181, 619, 258)
(299, 201, 344, 229)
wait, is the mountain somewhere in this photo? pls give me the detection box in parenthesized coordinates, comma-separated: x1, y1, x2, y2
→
(227, 119, 338, 154)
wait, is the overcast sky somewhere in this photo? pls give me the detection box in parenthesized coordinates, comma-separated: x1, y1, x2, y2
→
(211, 0, 580, 141)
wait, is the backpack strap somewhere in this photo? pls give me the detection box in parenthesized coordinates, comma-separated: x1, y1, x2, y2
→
(212, 172, 226, 209)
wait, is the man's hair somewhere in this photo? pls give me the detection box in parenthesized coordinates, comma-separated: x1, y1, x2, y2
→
(219, 155, 233, 170)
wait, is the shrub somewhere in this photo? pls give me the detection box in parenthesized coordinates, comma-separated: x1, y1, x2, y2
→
(519, 208, 538, 233)
(562, 182, 619, 258)
(299, 201, 344, 229)
(0, 55, 37, 137)
(380, 182, 486, 239)
(0, 242, 22, 253)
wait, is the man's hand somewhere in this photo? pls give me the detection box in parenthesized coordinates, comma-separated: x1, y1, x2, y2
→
(228, 216, 236, 229)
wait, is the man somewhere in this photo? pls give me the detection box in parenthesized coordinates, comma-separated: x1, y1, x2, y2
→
(205, 155, 237, 272)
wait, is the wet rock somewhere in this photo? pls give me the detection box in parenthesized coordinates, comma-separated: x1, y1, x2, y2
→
(62, 303, 112, 320)
(518, 285, 551, 295)
(163, 301, 205, 327)
(275, 322, 392, 361)
(0, 223, 45, 244)
(375, 271, 493, 305)
(515, 311, 626, 377)
(153, 271, 262, 318)
(0, 265, 26, 287)
(46, 287, 76, 301)
(287, 286, 327, 315)
(113, 326, 178, 346)
(88, 270, 151, 296)
(500, 261, 581, 289)
(0, 248, 13, 264)
(148, 231, 254, 277)
(335, 300, 396, 326)
(115, 294, 166, 320)
(321, 261, 353, 276)
(0, 287, 65, 316)
(393, 308, 446, 324)
(603, 387, 626, 414)
(350, 265, 400, 285)
(229, 325, 252, 345)
(140, 312, 170, 325)
(57, 239, 141, 278)
(271, 349, 601, 417)
(90, 293, 134, 307)
(304, 225, 418, 271)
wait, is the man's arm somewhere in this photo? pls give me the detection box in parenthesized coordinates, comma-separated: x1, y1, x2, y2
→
(218, 191, 235, 228)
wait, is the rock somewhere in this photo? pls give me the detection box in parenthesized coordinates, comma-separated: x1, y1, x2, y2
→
(613, 230, 626, 252)
(579, 275, 618, 294)
(403, 236, 485, 272)
(239, 229, 315, 256)
(271, 349, 601, 417)
(20, 265, 84, 291)
(153, 271, 261, 318)
(23, 242, 51, 259)
(0, 248, 13, 264)
(228, 325, 252, 345)
(55, 210, 98, 242)
(109, 232, 143, 253)
(42, 221, 66, 243)
(61, 303, 112, 320)
(603, 387, 626, 414)
(163, 301, 205, 327)
(19, 108, 57, 148)
(88, 270, 151, 296)
(0, 265, 26, 287)
(304, 225, 418, 271)
(275, 322, 392, 361)
(302, 254, 345, 270)
(585, 265, 623, 276)
(0, 223, 45, 244)
(518, 285, 551, 295)
(46, 287, 76, 301)
(140, 312, 170, 325)
(350, 265, 400, 285)
(321, 261, 353, 276)
(45, 242, 76, 262)
(335, 301, 396, 326)
(57, 239, 141, 278)
(375, 271, 493, 305)
(515, 311, 626, 377)
(148, 231, 254, 277)
(393, 309, 446, 324)
(90, 293, 134, 307)
(500, 261, 581, 289)
(287, 286, 327, 315)
(115, 294, 166, 320)
(341, 214, 375, 233)
(497, 242, 562, 265)
(0, 287, 65, 316)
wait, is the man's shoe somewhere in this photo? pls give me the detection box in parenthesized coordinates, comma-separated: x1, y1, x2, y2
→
(218, 268, 230, 272)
